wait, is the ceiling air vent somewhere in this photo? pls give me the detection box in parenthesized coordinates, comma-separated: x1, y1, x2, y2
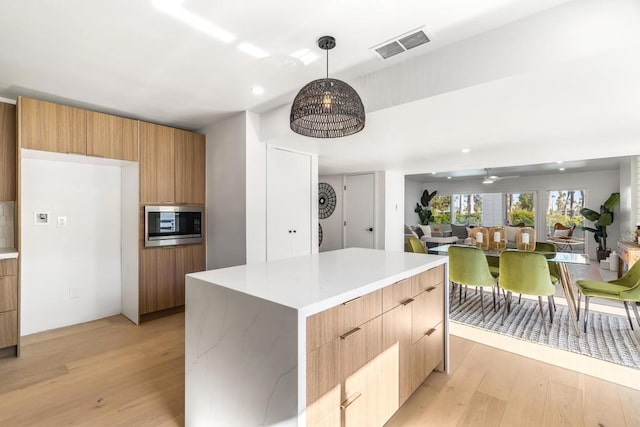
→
(371, 27, 431, 60)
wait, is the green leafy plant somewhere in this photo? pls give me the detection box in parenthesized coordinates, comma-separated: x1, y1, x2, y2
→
(580, 192, 620, 254)
(414, 189, 437, 225)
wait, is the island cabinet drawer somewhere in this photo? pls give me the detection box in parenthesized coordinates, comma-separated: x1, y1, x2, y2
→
(410, 321, 444, 393)
(382, 278, 413, 312)
(412, 264, 445, 296)
(411, 282, 444, 344)
(0, 259, 17, 277)
(0, 276, 17, 312)
(306, 289, 382, 353)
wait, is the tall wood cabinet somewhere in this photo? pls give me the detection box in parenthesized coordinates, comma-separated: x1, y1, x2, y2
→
(306, 265, 446, 427)
(139, 121, 206, 318)
(139, 122, 205, 205)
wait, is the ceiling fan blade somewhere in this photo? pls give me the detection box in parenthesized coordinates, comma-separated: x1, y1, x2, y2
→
(494, 175, 520, 180)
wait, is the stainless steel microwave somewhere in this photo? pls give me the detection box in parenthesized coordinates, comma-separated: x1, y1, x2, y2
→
(144, 205, 204, 247)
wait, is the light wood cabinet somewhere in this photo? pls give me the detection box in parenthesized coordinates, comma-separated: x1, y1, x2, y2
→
(140, 122, 175, 204)
(175, 129, 205, 205)
(0, 276, 18, 312)
(0, 310, 17, 348)
(175, 244, 206, 306)
(20, 97, 86, 154)
(139, 247, 177, 315)
(140, 244, 206, 315)
(0, 102, 16, 201)
(306, 265, 446, 427)
(86, 111, 139, 161)
(0, 259, 18, 352)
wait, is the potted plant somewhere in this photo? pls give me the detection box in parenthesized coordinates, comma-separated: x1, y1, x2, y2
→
(580, 192, 620, 261)
(414, 189, 437, 225)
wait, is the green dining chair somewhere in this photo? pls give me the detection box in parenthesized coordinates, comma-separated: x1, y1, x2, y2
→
(407, 236, 426, 254)
(535, 242, 560, 284)
(576, 261, 640, 332)
(499, 250, 556, 335)
(449, 246, 499, 323)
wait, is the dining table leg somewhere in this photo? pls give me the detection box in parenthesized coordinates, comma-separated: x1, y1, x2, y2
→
(557, 261, 580, 334)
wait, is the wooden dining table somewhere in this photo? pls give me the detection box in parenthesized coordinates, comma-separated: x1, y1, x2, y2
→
(428, 244, 589, 334)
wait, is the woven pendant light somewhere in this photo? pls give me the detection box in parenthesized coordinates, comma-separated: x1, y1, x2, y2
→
(290, 36, 365, 138)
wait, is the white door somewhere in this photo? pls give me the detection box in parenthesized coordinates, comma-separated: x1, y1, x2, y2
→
(345, 173, 375, 249)
(267, 147, 312, 261)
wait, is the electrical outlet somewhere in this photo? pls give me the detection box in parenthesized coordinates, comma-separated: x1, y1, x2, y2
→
(57, 216, 67, 228)
(69, 287, 79, 299)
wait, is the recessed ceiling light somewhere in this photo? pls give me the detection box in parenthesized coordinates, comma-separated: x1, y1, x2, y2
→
(557, 161, 564, 164)
(290, 48, 320, 65)
(238, 42, 269, 59)
(251, 86, 264, 95)
(431, 172, 436, 175)
(461, 148, 470, 153)
(447, 176, 452, 180)
(152, 0, 236, 43)
(559, 167, 565, 171)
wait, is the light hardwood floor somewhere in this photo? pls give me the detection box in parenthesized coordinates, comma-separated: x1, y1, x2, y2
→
(1, 313, 639, 426)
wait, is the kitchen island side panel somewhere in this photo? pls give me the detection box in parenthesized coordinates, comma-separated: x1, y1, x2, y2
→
(186, 276, 299, 427)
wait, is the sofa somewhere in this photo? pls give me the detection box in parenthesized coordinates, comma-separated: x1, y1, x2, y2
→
(405, 223, 531, 250)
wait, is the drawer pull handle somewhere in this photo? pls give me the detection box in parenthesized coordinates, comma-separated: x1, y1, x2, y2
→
(340, 327, 361, 340)
(342, 296, 361, 305)
(400, 298, 415, 306)
(340, 392, 362, 410)
(426, 286, 437, 292)
(425, 328, 437, 337)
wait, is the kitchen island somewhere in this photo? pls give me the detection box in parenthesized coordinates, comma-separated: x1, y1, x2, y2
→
(185, 248, 448, 426)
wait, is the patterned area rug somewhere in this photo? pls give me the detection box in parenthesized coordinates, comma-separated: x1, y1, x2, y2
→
(449, 290, 640, 369)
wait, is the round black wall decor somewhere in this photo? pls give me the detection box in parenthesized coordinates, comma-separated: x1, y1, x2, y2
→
(319, 223, 323, 247)
(318, 182, 337, 219)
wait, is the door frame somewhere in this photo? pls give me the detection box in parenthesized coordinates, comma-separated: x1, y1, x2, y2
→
(342, 172, 379, 249)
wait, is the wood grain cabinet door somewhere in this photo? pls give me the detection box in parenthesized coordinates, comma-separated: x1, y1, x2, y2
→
(121, 118, 139, 162)
(175, 129, 205, 205)
(175, 244, 206, 306)
(20, 97, 86, 155)
(86, 111, 123, 159)
(0, 102, 16, 201)
(140, 121, 175, 204)
(139, 247, 177, 315)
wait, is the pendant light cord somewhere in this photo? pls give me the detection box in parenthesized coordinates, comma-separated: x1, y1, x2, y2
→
(326, 48, 329, 79)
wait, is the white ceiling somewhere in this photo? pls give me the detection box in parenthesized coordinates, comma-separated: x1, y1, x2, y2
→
(0, 0, 571, 129)
(1, 0, 637, 179)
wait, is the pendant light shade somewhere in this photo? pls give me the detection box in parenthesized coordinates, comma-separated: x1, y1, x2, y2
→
(290, 36, 365, 138)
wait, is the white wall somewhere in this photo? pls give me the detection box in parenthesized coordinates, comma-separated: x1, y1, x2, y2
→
(404, 179, 423, 226)
(21, 157, 122, 335)
(416, 169, 621, 260)
(619, 158, 634, 236)
(318, 175, 343, 252)
(203, 113, 247, 269)
(384, 171, 405, 252)
(245, 112, 267, 263)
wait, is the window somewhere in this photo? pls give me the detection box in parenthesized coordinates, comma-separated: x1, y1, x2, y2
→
(429, 195, 451, 224)
(505, 192, 535, 226)
(452, 194, 482, 225)
(547, 190, 585, 237)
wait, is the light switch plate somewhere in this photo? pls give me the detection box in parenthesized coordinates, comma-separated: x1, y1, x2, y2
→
(34, 212, 49, 224)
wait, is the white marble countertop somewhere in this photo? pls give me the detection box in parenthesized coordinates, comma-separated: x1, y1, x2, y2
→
(0, 248, 18, 260)
(188, 248, 447, 316)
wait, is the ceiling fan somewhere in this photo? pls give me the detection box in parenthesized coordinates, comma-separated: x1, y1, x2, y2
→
(482, 169, 519, 184)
